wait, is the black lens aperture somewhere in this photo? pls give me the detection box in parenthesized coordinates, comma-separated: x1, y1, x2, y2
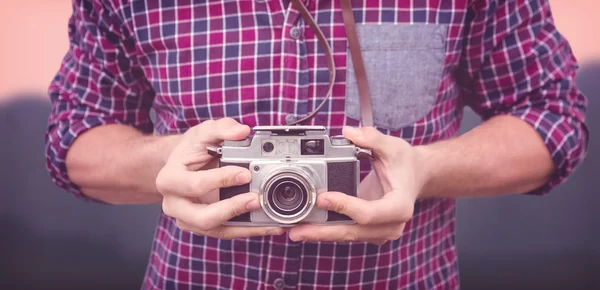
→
(275, 184, 301, 207)
(267, 177, 308, 216)
(280, 186, 297, 201)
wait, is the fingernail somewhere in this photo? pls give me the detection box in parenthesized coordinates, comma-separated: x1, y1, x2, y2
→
(292, 235, 304, 241)
(235, 170, 251, 184)
(245, 198, 260, 211)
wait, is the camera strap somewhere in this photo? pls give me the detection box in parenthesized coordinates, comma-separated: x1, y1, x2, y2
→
(289, 0, 373, 127)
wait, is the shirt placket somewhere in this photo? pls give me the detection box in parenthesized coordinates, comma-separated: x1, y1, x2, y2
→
(279, 1, 310, 126)
(265, 6, 311, 290)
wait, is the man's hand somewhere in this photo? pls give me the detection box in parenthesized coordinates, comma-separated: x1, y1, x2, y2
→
(289, 126, 426, 245)
(156, 118, 285, 239)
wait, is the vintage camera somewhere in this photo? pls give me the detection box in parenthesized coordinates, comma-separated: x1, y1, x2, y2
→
(207, 125, 371, 226)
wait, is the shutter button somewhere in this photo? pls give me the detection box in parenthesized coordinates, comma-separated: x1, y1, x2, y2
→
(330, 135, 352, 146)
(290, 27, 301, 39)
(273, 278, 286, 290)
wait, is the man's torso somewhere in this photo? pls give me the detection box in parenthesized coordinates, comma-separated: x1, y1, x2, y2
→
(123, 0, 467, 288)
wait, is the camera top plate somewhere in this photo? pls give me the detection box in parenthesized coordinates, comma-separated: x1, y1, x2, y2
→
(253, 125, 327, 136)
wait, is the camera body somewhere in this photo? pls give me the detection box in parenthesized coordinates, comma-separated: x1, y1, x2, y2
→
(208, 125, 371, 227)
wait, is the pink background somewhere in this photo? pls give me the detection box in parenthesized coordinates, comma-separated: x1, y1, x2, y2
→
(0, 2, 598, 289)
(0, 0, 598, 102)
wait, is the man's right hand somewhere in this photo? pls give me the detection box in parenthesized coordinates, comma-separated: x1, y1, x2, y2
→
(156, 118, 285, 239)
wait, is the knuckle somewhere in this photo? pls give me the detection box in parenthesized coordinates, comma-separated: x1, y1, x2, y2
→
(357, 211, 374, 225)
(216, 117, 237, 131)
(219, 117, 235, 124)
(161, 199, 174, 217)
(346, 231, 359, 242)
(215, 229, 232, 240)
(155, 171, 172, 195)
(388, 227, 404, 241)
(219, 172, 238, 189)
(230, 203, 247, 218)
(388, 234, 400, 241)
(266, 228, 282, 236)
(374, 240, 387, 246)
(364, 127, 383, 141)
(195, 173, 223, 195)
(202, 119, 216, 128)
(189, 120, 212, 136)
(395, 207, 414, 224)
(333, 202, 347, 214)
(196, 221, 212, 232)
(175, 220, 191, 232)
(194, 120, 215, 136)
(220, 175, 232, 188)
(193, 177, 209, 193)
(399, 213, 411, 223)
(400, 208, 414, 222)
(193, 215, 213, 232)
(363, 126, 378, 135)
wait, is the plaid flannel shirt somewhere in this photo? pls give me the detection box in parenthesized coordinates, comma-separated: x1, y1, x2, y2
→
(45, 0, 588, 289)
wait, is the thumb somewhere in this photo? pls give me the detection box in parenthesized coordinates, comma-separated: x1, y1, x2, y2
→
(317, 191, 372, 224)
(341, 126, 390, 157)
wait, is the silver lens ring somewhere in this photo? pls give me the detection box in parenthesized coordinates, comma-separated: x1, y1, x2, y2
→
(259, 167, 316, 224)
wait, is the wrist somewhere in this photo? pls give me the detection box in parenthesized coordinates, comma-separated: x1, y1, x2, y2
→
(412, 144, 437, 199)
(156, 134, 183, 166)
(67, 126, 184, 204)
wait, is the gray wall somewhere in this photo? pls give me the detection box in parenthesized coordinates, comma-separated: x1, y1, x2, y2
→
(455, 63, 600, 289)
(1, 63, 598, 289)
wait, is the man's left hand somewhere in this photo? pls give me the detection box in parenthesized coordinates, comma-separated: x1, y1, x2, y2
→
(288, 126, 427, 245)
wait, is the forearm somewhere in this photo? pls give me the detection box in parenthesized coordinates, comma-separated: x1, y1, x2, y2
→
(65, 124, 181, 204)
(416, 115, 554, 198)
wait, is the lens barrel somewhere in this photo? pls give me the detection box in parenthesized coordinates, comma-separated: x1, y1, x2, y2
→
(269, 177, 307, 215)
(260, 168, 316, 224)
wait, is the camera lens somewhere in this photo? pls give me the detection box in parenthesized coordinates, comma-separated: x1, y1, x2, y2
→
(281, 186, 296, 200)
(273, 182, 303, 210)
(262, 142, 274, 153)
(266, 177, 309, 217)
(260, 168, 317, 224)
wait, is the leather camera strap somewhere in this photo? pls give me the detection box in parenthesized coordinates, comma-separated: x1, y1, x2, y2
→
(339, 0, 373, 127)
(288, 0, 336, 125)
(289, 0, 373, 127)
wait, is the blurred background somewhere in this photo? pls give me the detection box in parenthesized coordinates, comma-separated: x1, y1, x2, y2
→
(0, 1, 598, 289)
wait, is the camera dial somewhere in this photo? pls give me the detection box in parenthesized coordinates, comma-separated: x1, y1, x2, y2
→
(330, 135, 352, 146)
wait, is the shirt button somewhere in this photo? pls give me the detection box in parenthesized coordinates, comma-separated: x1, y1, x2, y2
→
(290, 26, 301, 39)
(285, 114, 297, 124)
(273, 278, 286, 290)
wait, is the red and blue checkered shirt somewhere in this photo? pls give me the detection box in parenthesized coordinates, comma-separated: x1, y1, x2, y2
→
(45, 0, 588, 289)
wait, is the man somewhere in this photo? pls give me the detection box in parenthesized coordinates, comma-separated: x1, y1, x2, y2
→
(45, 0, 588, 289)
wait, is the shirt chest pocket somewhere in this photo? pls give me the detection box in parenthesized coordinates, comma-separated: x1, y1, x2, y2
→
(345, 24, 447, 131)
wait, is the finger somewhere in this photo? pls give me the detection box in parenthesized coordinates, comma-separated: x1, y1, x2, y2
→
(317, 191, 411, 225)
(163, 192, 262, 232)
(288, 223, 405, 244)
(358, 170, 385, 201)
(195, 117, 251, 144)
(156, 165, 251, 197)
(177, 220, 285, 240)
(341, 126, 394, 157)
